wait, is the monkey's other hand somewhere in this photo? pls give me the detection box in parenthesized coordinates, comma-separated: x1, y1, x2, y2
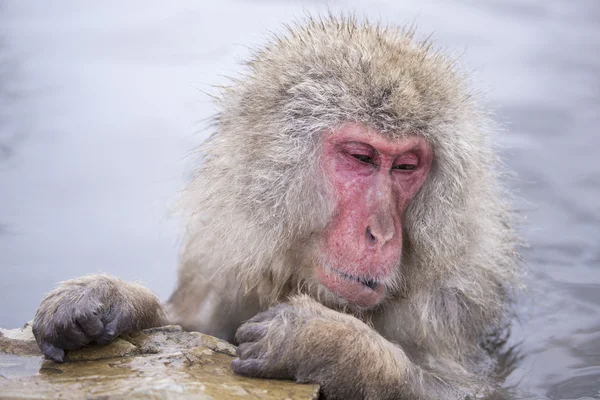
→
(32, 274, 164, 362)
(232, 294, 405, 396)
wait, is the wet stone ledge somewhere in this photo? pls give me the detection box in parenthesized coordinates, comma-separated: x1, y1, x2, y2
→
(0, 323, 319, 399)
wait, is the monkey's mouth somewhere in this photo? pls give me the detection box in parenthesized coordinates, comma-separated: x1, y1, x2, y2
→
(317, 264, 387, 308)
(330, 268, 380, 290)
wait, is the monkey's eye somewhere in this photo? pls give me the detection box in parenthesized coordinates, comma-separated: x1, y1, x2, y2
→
(392, 164, 417, 171)
(351, 154, 375, 165)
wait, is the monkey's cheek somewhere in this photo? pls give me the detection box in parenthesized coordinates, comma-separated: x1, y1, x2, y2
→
(316, 269, 386, 308)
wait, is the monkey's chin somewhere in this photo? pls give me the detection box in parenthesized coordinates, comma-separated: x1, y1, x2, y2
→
(316, 267, 386, 308)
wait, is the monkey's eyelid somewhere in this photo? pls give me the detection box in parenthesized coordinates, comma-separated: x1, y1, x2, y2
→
(351, 154, 375, 164)
(392, 164, 417, 171)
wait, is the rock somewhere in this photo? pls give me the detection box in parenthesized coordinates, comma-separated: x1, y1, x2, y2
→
(0, 323, 319, 399)
(0, 322, 40, 356)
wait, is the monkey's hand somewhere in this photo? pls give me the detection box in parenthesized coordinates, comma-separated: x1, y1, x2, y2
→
(32, 274, 166, 362)
(232, 294, 411, 399)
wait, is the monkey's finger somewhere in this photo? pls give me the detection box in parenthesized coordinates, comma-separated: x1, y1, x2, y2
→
(231, 358, 267, 377)
(231, 358, 292, 380)
(235, 323, 268, 343)
(246, 304, 291, 324)
(94, 319, 118, 345)
(40, 341, 65, 363)
(54, 323, 90, 350)
(245, 313, 270, 324)
(77, 313, 105, 337)
(236, 342, 262, 360)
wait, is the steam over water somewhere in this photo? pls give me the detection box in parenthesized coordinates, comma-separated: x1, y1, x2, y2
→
(0, 1, 598, 398)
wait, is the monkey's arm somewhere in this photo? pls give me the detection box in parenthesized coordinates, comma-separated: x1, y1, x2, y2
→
(233, 295, 473, 400)
(32, 274, 167, 362)
(166, 266, 262, 343)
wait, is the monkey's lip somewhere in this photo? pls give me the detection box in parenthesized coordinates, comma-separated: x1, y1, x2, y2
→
(317, 266, 386, 308)
(330, 268, 380, 290)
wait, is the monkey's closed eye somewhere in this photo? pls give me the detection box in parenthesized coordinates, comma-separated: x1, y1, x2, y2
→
(352, 154, 375, 165)
(392, 164, 417, 171)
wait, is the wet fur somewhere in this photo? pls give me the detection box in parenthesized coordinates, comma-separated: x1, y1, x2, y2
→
(34, 15, 520, 399)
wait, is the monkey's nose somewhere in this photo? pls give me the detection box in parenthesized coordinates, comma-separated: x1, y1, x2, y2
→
(366, 221, 395, 247)
(366, 227, 377, 245)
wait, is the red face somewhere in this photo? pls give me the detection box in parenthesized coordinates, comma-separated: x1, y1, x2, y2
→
(317, 123, 432, 308)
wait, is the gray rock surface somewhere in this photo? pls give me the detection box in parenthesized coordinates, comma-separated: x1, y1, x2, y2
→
(0, 323, 319, 399)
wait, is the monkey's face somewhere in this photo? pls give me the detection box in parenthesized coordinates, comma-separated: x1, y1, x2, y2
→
(316, 123, 432, 308)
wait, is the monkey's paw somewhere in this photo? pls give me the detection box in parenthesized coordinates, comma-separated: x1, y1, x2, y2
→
(232, 295, 367, 383)
(32, 275, 135, 362)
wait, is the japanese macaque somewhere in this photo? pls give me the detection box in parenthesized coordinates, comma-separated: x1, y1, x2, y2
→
(32, 16, 520, 399)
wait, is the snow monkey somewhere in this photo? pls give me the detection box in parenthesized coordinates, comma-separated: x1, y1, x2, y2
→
(32, 16, 520, 399)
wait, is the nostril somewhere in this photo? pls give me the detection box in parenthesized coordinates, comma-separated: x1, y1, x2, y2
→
(366, 227, 377, 244)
